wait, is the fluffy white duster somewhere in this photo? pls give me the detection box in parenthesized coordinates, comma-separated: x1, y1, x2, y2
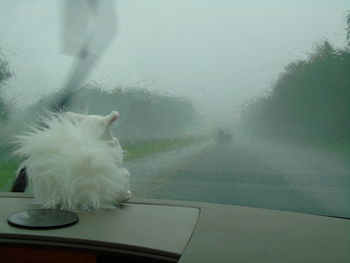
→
(14, 111, 131, 212)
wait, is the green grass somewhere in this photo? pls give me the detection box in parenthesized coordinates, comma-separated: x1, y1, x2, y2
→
(299, 140, 350, 157)
(321, 142, 350, 156)
(0, 135, 207, 191)
(0, 159, 19, 192)
(123, 136, 207, 161)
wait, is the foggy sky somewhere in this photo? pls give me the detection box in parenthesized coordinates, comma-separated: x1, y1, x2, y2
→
(0, 0, 349, 122)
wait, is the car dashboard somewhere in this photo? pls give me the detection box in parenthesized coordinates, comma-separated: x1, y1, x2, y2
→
(0, 193, 349, 263)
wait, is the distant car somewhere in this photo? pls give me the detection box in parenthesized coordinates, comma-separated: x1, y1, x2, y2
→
(1, 193, 349, 263)
(216, 129, 233, 144)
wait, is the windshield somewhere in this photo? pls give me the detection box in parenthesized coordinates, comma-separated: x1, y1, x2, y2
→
(0, 0, 349, 218)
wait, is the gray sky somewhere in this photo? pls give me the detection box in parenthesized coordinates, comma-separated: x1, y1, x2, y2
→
(0, 0, 349, 121)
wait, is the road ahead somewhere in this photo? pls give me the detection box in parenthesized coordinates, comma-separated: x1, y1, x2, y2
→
(126, 139, 350, 218)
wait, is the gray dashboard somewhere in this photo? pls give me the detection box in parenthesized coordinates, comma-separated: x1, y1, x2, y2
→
(0, 193, 349, 262)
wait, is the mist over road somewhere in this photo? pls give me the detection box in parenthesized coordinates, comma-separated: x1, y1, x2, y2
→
(127, 138, 350, 218)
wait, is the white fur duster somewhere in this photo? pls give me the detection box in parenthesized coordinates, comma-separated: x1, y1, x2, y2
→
(14, 111, 131, 212)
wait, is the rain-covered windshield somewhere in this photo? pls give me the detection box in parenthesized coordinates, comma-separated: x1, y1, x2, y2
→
(0, 0, 350, 218)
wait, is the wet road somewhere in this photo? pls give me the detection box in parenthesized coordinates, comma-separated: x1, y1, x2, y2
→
(126, 139, 350, 218)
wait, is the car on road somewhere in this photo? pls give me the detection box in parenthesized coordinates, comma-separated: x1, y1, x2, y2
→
(216, 129, 233, 144)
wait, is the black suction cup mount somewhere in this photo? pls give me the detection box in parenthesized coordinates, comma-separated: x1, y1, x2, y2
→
(7, 209, 79, 230)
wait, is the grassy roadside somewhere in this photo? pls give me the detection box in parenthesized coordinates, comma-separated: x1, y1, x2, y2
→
(0, 159, 19, 191)
(290, 139, 350, 156)
(0, 135, 208, 191)
(319, 142, 350, 156)
(123, 136, 207, 161)
(260, 136, 350, 157)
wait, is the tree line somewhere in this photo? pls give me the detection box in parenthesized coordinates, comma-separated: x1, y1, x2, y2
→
(0, 49, 12, 122)
(241, 16, 350, 144)
(0, 45, 198, 141)
(17, 82, 198, 141)
(65, 84, 199, 139)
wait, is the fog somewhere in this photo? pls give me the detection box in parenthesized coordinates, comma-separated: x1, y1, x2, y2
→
(0, 0, 349, 127)
(1, 1, 350, 217)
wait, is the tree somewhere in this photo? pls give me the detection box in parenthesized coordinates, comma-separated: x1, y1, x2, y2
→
(0, 50, 12, 121)
(33, 83, 198, 140)
(242, 39, 350, 143)
(346, 12, 350, 46)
